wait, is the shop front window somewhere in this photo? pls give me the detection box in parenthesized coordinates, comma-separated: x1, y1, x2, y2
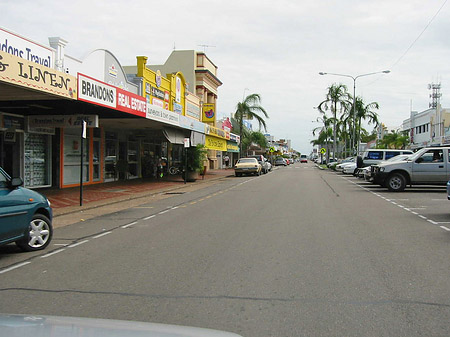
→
(128, 141, 139, 178)
(93, 140, 100, 181)
(63, 128, 89, 185)
(24, 133, 51, 188)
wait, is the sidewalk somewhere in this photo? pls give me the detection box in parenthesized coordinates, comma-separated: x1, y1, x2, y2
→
(41, 169, 233, 217)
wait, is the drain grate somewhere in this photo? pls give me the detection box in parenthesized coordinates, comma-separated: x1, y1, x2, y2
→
(164, 192, 186, 195)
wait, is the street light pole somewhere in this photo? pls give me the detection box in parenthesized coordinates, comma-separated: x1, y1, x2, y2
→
(319, 70, 390, 156)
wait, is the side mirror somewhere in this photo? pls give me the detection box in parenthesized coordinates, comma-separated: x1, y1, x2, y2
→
(415, 157, 423, 164)
(10, 177, 23, 188)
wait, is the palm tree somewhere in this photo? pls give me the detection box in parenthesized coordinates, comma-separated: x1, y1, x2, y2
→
(318, 84, 351, 159)
(235, 94, 269, 157)
(241, 131, 268, 156)
(353, 96, 380, 151)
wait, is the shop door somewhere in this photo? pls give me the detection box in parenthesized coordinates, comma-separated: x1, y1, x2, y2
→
(0, 133, 21, 178)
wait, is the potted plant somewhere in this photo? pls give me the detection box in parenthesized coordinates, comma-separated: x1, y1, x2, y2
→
(184, 144, 207, 182)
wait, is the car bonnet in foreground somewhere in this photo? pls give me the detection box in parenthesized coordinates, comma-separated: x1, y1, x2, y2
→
(0, 314, 243, 337)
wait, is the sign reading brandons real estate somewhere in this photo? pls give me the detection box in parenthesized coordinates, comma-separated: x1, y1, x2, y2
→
(78, 73, 116, 108)
(0, 50, 77, 99)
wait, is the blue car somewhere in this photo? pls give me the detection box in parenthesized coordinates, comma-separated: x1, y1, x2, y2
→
(0, 167, 53, 251)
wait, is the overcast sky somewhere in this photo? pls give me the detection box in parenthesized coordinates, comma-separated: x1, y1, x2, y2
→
(3, 0, 450, 153)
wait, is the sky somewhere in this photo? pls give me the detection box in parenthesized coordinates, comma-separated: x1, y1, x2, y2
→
(3, 0, 450, 154)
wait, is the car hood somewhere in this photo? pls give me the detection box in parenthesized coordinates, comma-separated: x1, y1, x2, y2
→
(378, 160, 410, 169)
(0, 314, 243, 337)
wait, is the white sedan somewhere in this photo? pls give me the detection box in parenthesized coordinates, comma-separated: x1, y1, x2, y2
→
(341, 162, 357, 175)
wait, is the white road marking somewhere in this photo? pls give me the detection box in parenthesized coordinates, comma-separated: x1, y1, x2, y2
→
(68, 240, 89, 248)
(158, 210, 169, 214)
(93, 231, 112, 239)
(427, 219, 438, 225)
(41, 249, 65, 258)
(143, 215, 155, 220)
(440, 226, 450, 231)
(418, 215, 427, 220)
(0, 262, 31, 274)
(121, 222, 137, 228)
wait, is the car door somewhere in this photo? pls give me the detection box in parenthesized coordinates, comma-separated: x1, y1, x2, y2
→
(0, 174, 30, 244)
(411, 149, 447, 183)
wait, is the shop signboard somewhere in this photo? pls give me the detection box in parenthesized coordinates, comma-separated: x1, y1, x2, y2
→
(205, 135, 227, 151)
(226, 141, 240, 153)
(229, 133, 240, 143)
(146, 104, 180, 127)
(202, 103, 216, 123)
(0, 50, 77, 99)
(186, 102, 200, 120)
(28, 115, 99, 128)
(151, 86, 165, 100)
(173, 102, 183, 114)
(116, 87, 147, 118)
(179, 115, 205, 133)
(0, 27, 53, 68)
(78, 73, 116, 108)
(207, 125, 230, 140)
(175, 76, 181, 103)
(3, 114, 24, 130)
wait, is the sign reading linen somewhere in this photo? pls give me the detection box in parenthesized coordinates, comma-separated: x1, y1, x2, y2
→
(78, 73, 116, 108)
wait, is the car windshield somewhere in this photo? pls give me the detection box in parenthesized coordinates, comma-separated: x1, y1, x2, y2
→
(386, 154, 411, 162)
(0, 170, 8, 188)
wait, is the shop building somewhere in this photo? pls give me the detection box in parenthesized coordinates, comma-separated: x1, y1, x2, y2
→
(0, 27, 238, 190)
(147, 50, 223, 169)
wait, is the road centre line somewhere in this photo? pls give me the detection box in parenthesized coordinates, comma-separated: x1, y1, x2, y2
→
(143, 215, 155, 220)
(440, 226, 450, 231)
(158, 210, 170, 214)
(121, 222, 137, 229)
(0, 261, 31, 274)
(41, 249, 65, 258)
(428, 219, 438, 225)
(93, 231, 112, 239)
(68, 240, 89, 248)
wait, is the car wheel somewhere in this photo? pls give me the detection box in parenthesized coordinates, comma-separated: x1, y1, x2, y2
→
(16, 213, 53, 252)
(386, 173, 406, 192)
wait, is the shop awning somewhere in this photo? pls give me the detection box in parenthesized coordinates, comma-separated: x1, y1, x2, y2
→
(163, 127, 187, 144)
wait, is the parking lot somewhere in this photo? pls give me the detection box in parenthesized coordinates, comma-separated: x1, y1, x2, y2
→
(339, 173, 450, 232)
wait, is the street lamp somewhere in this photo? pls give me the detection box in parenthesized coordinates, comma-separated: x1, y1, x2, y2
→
(319, 70, 390, 156)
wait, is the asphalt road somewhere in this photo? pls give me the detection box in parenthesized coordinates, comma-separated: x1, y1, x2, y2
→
(1, 164, 450, 336)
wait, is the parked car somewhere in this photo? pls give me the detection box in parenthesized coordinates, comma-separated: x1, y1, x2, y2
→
(275, 158, 287, 166)
(364, 154, 412, 182)
(341, 162, 357, 175)
(234, 158, 262, 176)
(356, 149, 413, 169)
(0, 167, 53, 251)
(248, 155, 271, 174)
(372, 147, 450, 192)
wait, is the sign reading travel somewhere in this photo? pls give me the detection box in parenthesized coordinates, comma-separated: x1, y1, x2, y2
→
(0, 27, 53, 68)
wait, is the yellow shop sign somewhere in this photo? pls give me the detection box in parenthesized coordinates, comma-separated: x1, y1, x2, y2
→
(0, 50, 77, 99)
(205, 135, 227, 151)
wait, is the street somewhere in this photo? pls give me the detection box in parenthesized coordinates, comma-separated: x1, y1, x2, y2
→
(1, 163, 450, 336)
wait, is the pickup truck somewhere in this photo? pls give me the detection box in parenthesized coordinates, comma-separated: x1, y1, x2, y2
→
(372, 147, 450, 192)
